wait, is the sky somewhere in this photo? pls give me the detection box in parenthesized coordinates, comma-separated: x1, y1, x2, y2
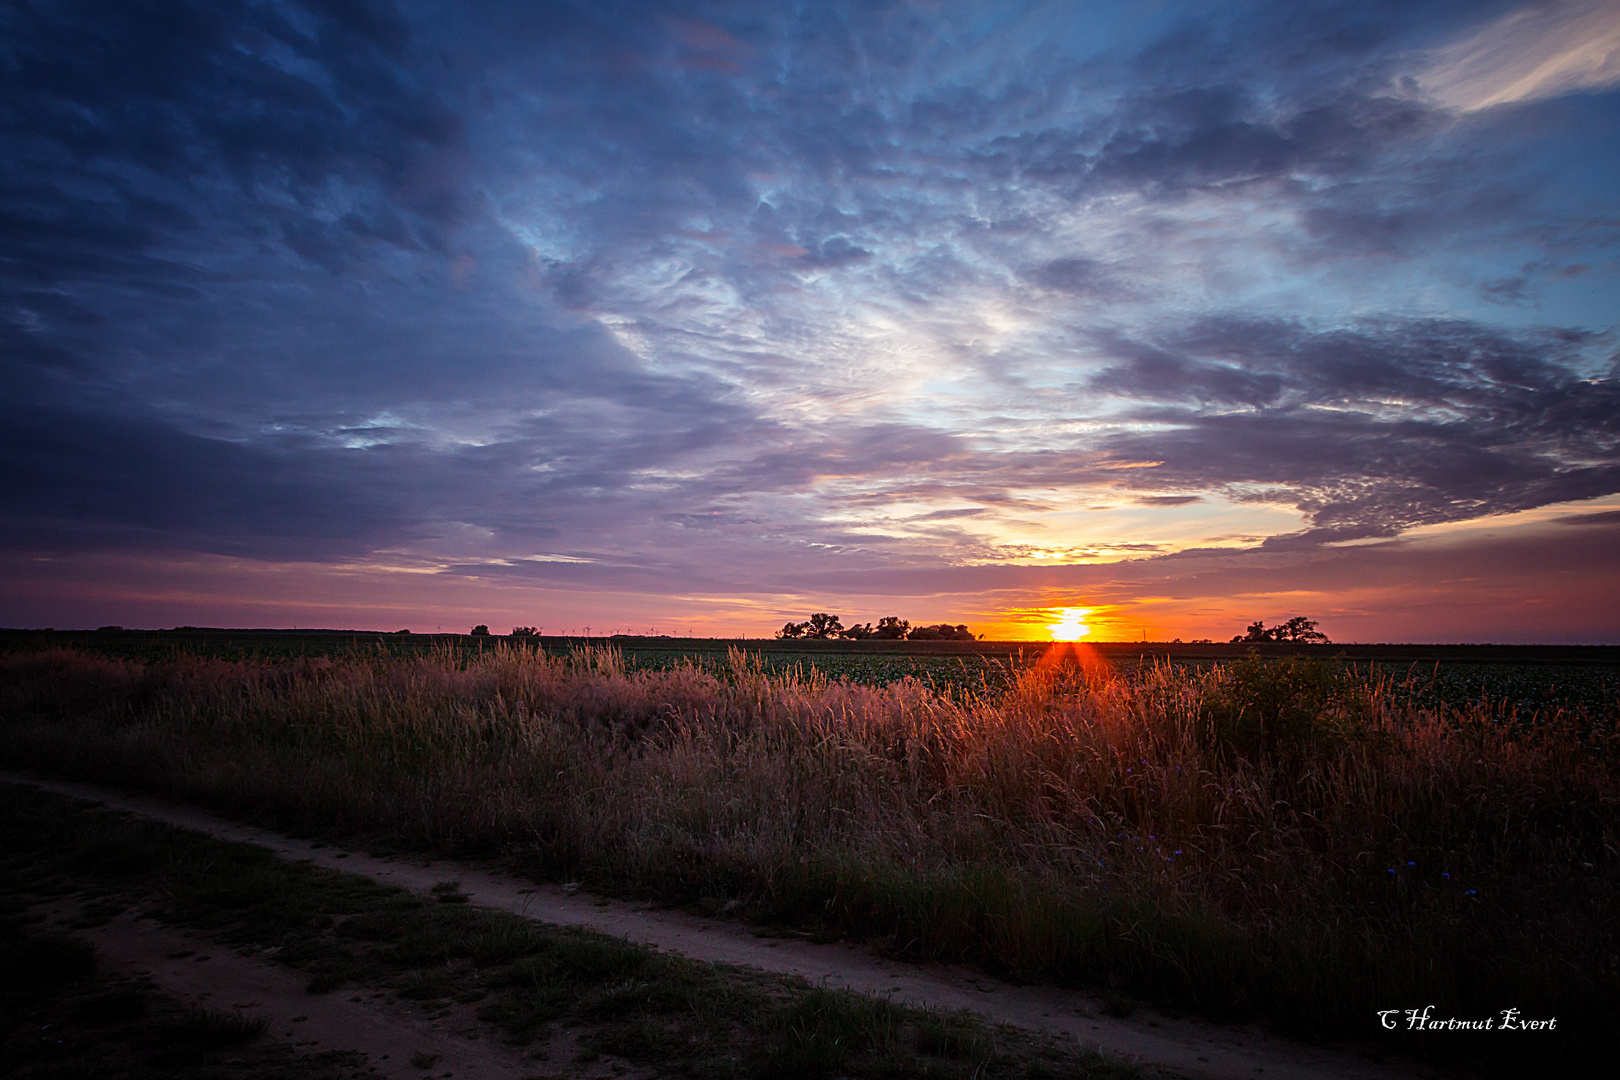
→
(3, 0, 1619, 643)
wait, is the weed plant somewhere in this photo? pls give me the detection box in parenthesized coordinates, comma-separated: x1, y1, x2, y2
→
(1, 644, 1615, 1074)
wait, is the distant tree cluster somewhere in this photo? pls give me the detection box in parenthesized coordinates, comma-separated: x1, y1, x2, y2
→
(777, 614, 978, 641)
(843, 616, 912, 640)
(777, 612, 847, 639)
(905, 623, 977, 641)
(1231, 616, 1328, 643)
(467, 624, 542, 637)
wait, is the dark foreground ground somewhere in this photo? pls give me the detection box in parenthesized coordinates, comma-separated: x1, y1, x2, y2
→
(2, 781, 1147, 1080)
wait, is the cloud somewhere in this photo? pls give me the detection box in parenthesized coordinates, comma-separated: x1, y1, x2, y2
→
(1024, 257, 1124, 297)
(1090, 316, 1620, 541)
(796, 236, 874, 269)
(1554, 507, 1620, 525)
(0, 399, 410, 558)
(0, 0, 471, 298)
(1422, 0, 1620, 110)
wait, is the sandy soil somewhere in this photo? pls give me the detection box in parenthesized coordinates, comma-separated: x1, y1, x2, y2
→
(3, 772, 1433, 1080)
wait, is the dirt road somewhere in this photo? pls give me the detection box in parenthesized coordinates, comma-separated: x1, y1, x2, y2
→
(56, 906, 553, 1080)
(3, 772, 1428, 1080)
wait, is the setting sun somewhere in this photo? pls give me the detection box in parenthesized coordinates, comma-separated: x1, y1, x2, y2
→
(1047, 608, 1092, 641)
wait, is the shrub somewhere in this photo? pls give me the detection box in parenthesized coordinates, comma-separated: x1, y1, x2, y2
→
(1199, 651, 1361, 758)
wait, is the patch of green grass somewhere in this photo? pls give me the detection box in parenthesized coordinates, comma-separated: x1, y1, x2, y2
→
(915, 1010, 993, 1062)
(465, 918, 541, 964)
(750, 988, 906, 1079)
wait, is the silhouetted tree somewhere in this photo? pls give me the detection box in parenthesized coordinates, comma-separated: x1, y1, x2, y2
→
(804, 612, 844, 639)
(470, 625, 490, 636)
(1276, 616, 1328, 642)
(1231, 616, 1328, 644)
(510, 626, 539, 637)
(873, 616, 910, 640)
(841, 622, 875, 640)
(777, 621, 808, 639)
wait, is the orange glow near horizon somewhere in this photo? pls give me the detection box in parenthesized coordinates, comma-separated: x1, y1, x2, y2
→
(1047, 607, 1092, 641)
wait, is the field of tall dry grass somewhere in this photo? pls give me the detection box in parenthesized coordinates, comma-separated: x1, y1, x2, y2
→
(3, 643, 1614, 1072)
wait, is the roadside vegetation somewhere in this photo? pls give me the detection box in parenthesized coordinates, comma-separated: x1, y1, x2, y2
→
(2, 642, 1615, 1075)
(1, 783, 1128, 1080)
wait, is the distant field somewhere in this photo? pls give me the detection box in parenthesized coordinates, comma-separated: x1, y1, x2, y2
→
(6, 628, 1617, 716)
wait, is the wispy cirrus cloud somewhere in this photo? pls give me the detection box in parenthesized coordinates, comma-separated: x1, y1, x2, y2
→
(1421, 0, 1620, 110)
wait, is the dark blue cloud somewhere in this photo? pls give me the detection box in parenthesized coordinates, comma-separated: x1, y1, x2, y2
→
(1092, 317, 1620, 541)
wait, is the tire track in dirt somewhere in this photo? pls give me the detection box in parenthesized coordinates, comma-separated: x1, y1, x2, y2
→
(3, 772, 1431, 1080)
(52, 906, 551, 1080)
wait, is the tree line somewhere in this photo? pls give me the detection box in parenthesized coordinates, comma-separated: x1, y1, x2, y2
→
(1230, 616, 1328, 643)
(777, 614, 978, 641)
(458, 615, 1322, 644)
